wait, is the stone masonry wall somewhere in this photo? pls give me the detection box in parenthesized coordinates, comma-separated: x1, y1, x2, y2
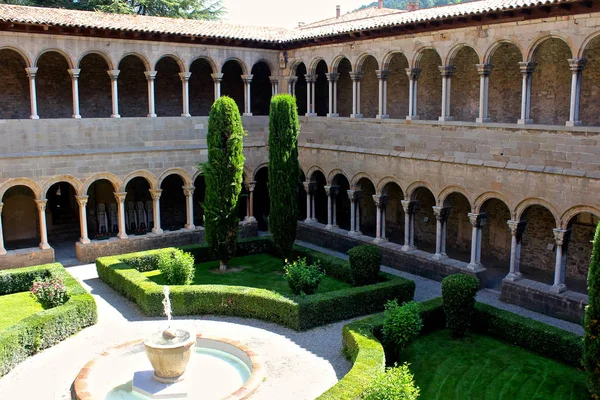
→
(481, 198, 511, 262)
(79, 53, 112, 118)
(489, 43, 522, 124)
(360, 56, 379, 118)
(567, 218, 595, 281)
(413, 188, 436, 249)
(0, 49, 30, 120)
(337, 59, 353, 117)
(416, 50, 442, 120)
(387, 54, 409, 119)
(189, 59, 214, 117)
(155, 57, 183, 117)
(581, 40, 600, 127)
(445, 193, 472, 255)
(520, 205, 557, 280)
(451, 47, 479, 122)
(36, 52, 72, 119)
(118, 55, 148, 118)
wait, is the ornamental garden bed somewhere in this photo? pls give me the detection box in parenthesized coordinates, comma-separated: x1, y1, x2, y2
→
(318, 298, 585, 400)
(0, 263, 98, 377)
(96, 237, 415, 331)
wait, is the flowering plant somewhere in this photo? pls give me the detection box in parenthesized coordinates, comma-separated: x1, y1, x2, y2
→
(30, 276, 69, 309)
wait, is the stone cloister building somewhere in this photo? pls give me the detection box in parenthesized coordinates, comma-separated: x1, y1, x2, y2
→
(0, 0, 599, 321)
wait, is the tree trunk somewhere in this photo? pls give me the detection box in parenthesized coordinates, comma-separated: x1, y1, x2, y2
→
(220, 260, 227, 271)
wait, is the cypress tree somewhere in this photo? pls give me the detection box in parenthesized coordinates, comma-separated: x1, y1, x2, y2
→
(585, 222, 600, 399)
(201, 96, 245, 271)
(268, 94, 300, 260)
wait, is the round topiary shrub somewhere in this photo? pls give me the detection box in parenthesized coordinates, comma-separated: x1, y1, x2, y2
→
(382, 300, 423, 351)
(157, 249, 195, 285)
(348, 245, 382, 286)
(441, 273, 479, 338)
(284, 258, 324, 296)
(363, 362, 420, 400)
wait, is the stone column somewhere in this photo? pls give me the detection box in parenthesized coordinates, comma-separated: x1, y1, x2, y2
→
(347, 190, 362, 235)
(349, 72, 364, 118)
(467, 213, 486, 270)
(566, 58, 588, 127)
(552, 228, 571, 293)
(401, 200, 418, 251)
(144, 70, 157, 118)
(149, 189, 163, 234)
(330, 185, 339, 228)
(68, 68, 82, 119)
(0, 203, 6, 255)
(114, 192, 128, 239)
(269, 76, 279, 95)
(287, 76, 297, 96)
(518, 61, 536, 124)
(438, 65, 456, 121)
(25, 67, 39, 119)
(183, 186, 195, 230)
(304, 181, 313, 222)
(179, 72, 192, 117)
(241, 74, 253, 116)
(245, 181, 256, 222)
(107, 69, 120, 118)
(432, 206, 451, 260)
(75, 195, 90, 244)
(373, 195, 388, 243)
(476, 63, 493, 123)
(405, 68, 421, 120)
(35, 199, 50, 250)
(376, 69, 390, 119)
(304, 74, 317, 116)
(325, 186, 333, 229)
(506, 220, 527, 281)
(326, 73, 340, 117)
(211, 72, 223, 100)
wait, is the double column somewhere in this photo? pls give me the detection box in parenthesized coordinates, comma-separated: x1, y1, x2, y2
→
(324, 185, 339, 229)
(244, 181, 256, 222)
(349, 72, 364, 118)
(467, 213, 486, 271)
(438, 65, 456, 121)
(552, 228, 571, 293)
(518, 61, 536, 124)
(325, 73, 339, 117)
(25, 67, 39, 119)
(76, 195, 90, 244)
(304, 181, 317, 222)
(506, 220, 527, 281)
(269, 76, 279, 95)
(211, 72, 224, 100)
(144, 70, 158, 118)
(401, 200, 418, 251)
(113, 192, 129, 239)
(179, 72, 192, 117)
(566, 58, 587, 127)
(149, 189, 163, 234)
(107, 70, 121, 118)
(287, 76, 298, 97)
(305, 74, 317, 116)
(183, 186, 195, 230)
(476, 63, 493, 123)
(34, 199, 51, 250)
(68, 68, 82, 119)
(432, 206, 451, 260)
(347, 190, 362, 236)
(376, 69, 390, 119)
(241, 74, 253, 116)
(405, 68, 421, 120)
(373, 195, 388, 243)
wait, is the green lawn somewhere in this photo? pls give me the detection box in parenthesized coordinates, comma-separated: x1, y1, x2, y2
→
(397, 329, 588, 400)
(0, 291, 44, 331)
(142, 253, 352, 296)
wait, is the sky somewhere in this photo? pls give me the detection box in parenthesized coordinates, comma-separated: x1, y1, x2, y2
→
(221, 0, 369, 28)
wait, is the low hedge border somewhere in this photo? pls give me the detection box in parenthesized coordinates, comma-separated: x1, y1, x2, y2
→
(318, 297, 584, 399)
(96, 237, 416, 331)
(0, 263, 98, 377)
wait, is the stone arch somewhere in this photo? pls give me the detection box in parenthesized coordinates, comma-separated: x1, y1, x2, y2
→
(221, 57, 248, 75)
(289, 59, 306, 75)
(250, 60, 272, 116)
(313, 59, 329, 116)
(327, 169, 350, 185)
(484, 39, 525, 64)
(308, 57, 326, 75)
(380, 179, 405, 244)
(336, 57, 352, 117)
(443, 191, 473, 262)
(1, 184, 39, 248)
(351, 172, 376, 189)
(252, 163, 269, 181)
(79, 52, 112, 118)
(77, 50, 114, 70)
(406, 181, 435, 201)
(0, 47, 31, 119)
(580, 34, 600, 126)
(438, 185, 472, 208)
(356, 176, 377, 236)
(189, 57, 215, 116)
(118, 52, 151, 71)
(488, 41, 522, 123)
(34, 48, 74, 69)
(154, 54, 186, 72)
(193, 169, 204, 183)
(412, 46, 440, 68)
(36, 50, 73, 118)
(253, 165, 269, 230)
(221, 58, 246, 113)
(448, 45, 480, 122)
(376, 176, 405, 195)
(357, 55, 378, 118)
(307, 165, 326, 181)
(118, 54, 150, 117)
(383, 51, 410, 119)
(355, 53, 379, 72)
(155, 55, 184, 116)
(252, 58, 276, 76)
(189, 55, 217, 73)
(331, 55, 351, 72)
(0, 46, 32, 67)
(122, 170, 158, 191)
(478, 196, 513, 283)
(445, 43, 481, 65)
(474, 191, 512, 215)
(0, 178, 42, 200)
(560, 205, 600, 229)
(310, 169, 328, 224)
(412, 185, 437, 250)
(158, 168, 193, 187)
(515, 198, 559, 225)
(381, 51, 406, 70)
(527, 34, 574, 62)
(83, 173, 121, 194)
(295, 62, 308, 115)
(41, 176, 84, 197)
(413, 47, 442, 120)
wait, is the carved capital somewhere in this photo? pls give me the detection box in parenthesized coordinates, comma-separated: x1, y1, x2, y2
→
(75, 195, 89, 207)
(25, 67, 38, 78)
(468, 213, 487, 228)
(518, 61, 536, 75)
(241, 74, 253, 84)
(287, 76, 298, 84)
(35, 199, 48, 212)
(182, 186, 195, 197)
(246, 181, 256, 192)
(438, 65, 456, 77)
(107, 69, 120, 80)
(347, 190, 362, 202)
(375, 69, 390, 80)
(405, 67, 421, 80)
(211, 72, 224, 82)
(304, 74, 317, 83)
(372, 194, 388, 208)
(179, 72, 192, 82)
(329, 185, 339, 197)
(476, 63, 494, 76)
(568, 58, 588, 72)
(325, 72, 340, 82)
(401, 200, 418, 215)
(68, 68, 81, 79)
(432, 206, 451, 222)
(0, 202, 3, 214)
(349, 72, 364, 82)
(507, 220, 527, 238)
(553, 228, 571, 246)
(114, 192, 127, 203)
(324, 185, 332, 196)
(269, 76, 279, 84)
(144, 70, 157, 80)
(149, 189, 162, 201)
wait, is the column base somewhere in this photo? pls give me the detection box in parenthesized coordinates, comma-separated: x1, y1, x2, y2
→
(551, 283, 567, 294)
(438, 116, 453, 122)
(80, 238, 91, 245)
(111, 114, 121, 118)
(467, 262, 484, 271)
(517, 118, 533, 125)
(350, 114, 363, 119)
(373, 237, 388, 244)
(401, 244, 415, 252)
(304, 218, 313, 224)
(30, 115, 39, 120)
(181, 113, 191, 118)
(39, 243, 51, 250)
(0, 249, 6, 256)
(73, 115, 82, 119)
(327, 113, 339, 118)
(432, 253, 447, 261)
(151, 228, 163, 235)
(243, 216, 257, 223)
(326, 224, 333, 230)
(348, 230, 359, 237)
(243, 113, 253, 116)
(376, 115, 389, 120)
(147, 114, 157, 118)
(406, 115, 419, 121)
(118, 233, 129, 239)
(305, 113, 317, 117)
(565, 120, 582, 127)
(185, 224, 196, 230)
(476, 117, 491, 123)
(504, 272, 522, 282)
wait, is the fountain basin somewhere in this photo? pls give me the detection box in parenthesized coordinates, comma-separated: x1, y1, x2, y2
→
(74, 334, 264, 400)
(144, 329, 195, 383)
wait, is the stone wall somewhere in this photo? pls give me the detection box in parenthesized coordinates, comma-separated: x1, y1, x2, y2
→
(413, 188, 436, 249)
(480, 198, 511, 262)
(0, 49, 30, 120)
(387, 54, 409, 119)
(79, 53, 112, 119)
(567, 216, 595, 281)
(451, 47, 479, 122)
(581, 40, 600, 127)
(489, 43, 522, 123)
(37, 52, 72, 119)
(0, 247, 54, 270)
(416, 50, 442, 120)
(520, 205, 557, 280)
(155, 57, 183, 117)
(337, 59, 352, 117)
(360, 56, 379, 118)
(444, 193, 472, 255)
(118, 55, 149, 118)
(189, 59, 214, 117)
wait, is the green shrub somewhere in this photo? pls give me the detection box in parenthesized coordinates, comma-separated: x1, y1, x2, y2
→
(363, 363, 420, 400)
(30, 276, 68, 308)
(348, 245, 382, 286)
(157, 249, 195, 285)
(284, 258, 324, 295)
(442, 273, 479, 337)
(383, 300, 423, 350)
(585, 222, 600, 398)
(268, 94, 301, 260)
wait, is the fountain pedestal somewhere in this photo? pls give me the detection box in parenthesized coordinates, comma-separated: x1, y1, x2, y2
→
(132, 370, 190, 399)
(143, 329, 196, 383)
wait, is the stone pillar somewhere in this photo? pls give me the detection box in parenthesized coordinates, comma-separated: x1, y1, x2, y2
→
(405, 67, 421, 120)
(68, 68, 82, 119)
(330, 185, 339, 228)
(114, 192, 128, 239)
(211, 72, 223, 100)
(467, 213, 486, 270)
(432, 206, 451, 260)
(325, 186, 333, 228)
(287, 76, 298, 96)
(144, 70, 157, 118)
(35, 199, 51, 250)
(552, 228, 571, 293)
(373, 195, 388, 243)
(566, 58, 588, 127)
(269, 76, 279, 95)
(179, 72, 192, 117)
(476, 63, 493, 123)
(438, 65, 456, 121)
(149, 189, 163, 234)
(401, 200, 418, 251)
(241, 74, 253, 116)
(0, 203, 6, 255)
(183, 186, 195, 230)
(304, 74, 317, 116)
(326, 73, 339, 117)
(376, 69, 390, 119)
(347, 190, 362, 236)
(244, 181, 256, 222)
(75, 195, 90, 244)
(518, 61, 536, 124)
(506, 220, 527, 281)
(25, 67, 39, 119)
(107, 69, 120, 118)
(349, 72, 364, 118)
(304, 181, 313, 222)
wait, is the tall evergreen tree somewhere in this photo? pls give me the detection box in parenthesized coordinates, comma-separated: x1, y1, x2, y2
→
(268, 94, 300, 260)
(584, 222, 600, 399)
(202, 96, 245, 271)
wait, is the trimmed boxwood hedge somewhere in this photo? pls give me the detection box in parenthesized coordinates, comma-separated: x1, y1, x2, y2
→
(0, 263, 97, 377)
(96, 237, 416, 331)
